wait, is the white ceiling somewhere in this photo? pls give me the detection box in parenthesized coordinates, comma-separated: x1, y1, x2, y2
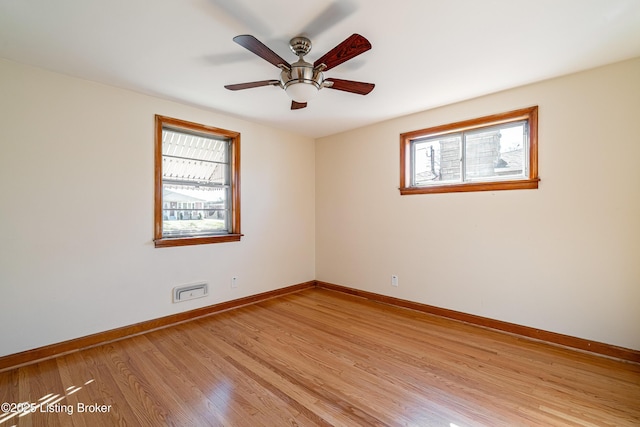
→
(2, 0, 640, 138)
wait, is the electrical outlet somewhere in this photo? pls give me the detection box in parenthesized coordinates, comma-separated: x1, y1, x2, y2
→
(231, 276, 238, 288)
(391, 275, 398, 287)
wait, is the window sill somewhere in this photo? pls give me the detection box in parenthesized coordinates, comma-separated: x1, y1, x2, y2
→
(399, 178, 539, 195)
(154, 234, 243, 248)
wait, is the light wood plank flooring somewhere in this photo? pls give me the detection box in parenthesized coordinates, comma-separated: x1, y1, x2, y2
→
(1, 288, 639, 426)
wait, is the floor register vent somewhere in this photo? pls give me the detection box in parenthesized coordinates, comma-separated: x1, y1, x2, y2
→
(173, 282, 208, 303)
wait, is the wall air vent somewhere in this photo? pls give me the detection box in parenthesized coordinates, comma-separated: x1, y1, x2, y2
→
(173, 282, 208, 303)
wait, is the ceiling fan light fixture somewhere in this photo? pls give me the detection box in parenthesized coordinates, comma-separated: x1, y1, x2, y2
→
(285, 81, 319, 103)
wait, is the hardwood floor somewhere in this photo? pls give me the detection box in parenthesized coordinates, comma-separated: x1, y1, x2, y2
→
(1, 288, 639, 426)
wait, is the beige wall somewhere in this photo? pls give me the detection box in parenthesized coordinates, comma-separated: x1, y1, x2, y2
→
(0, 59, 316, 357)
(2, 57, 639, 357)
(316, 58, 640, 351)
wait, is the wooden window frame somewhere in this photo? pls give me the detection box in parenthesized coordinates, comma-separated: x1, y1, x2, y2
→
(154, 115, 241, 248)
(400, 106, 539, 195)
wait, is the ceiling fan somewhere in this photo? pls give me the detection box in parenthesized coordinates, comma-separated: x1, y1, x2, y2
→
(224, 33, 375, 110)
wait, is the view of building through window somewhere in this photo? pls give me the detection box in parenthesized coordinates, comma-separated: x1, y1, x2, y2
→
(162, 188, 227, 236)
(412, 121, 527, 186)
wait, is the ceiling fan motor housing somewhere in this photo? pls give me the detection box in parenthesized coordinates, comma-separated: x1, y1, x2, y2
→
(281, 60, 324, 90)
(280, 61, 324, 102)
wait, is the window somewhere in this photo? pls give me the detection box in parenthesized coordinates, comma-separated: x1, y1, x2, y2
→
(400, 106, 538, 195)
(154, 115, 241, 248)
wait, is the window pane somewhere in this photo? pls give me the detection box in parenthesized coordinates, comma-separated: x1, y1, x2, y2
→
(161, 126, 231, 238)
(162, 184, 229, 236)
(162, 129, 228, 163)
(162, 129, 230, 187)
(498, 123, 528, 178)
(413, 134, 462, 185)
(465, 122, 527, 181)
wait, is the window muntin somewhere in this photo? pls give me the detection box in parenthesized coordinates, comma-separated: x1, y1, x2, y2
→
(154, 115, 241, 247)
(400, 106, 538, 195)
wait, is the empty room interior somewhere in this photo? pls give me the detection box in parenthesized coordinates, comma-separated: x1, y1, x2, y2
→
(1, 0, 639, 426)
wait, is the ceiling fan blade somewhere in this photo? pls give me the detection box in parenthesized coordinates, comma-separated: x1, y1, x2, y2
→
(233, 35, 291, 69)
(291, 101, 307, 110)
(313, 34, 371, 71)
(224, 80, 280, 90)
(325, 78, 375, 95)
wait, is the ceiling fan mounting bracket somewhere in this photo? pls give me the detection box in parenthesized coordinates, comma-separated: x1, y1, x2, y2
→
(289, 36, 312, 57)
